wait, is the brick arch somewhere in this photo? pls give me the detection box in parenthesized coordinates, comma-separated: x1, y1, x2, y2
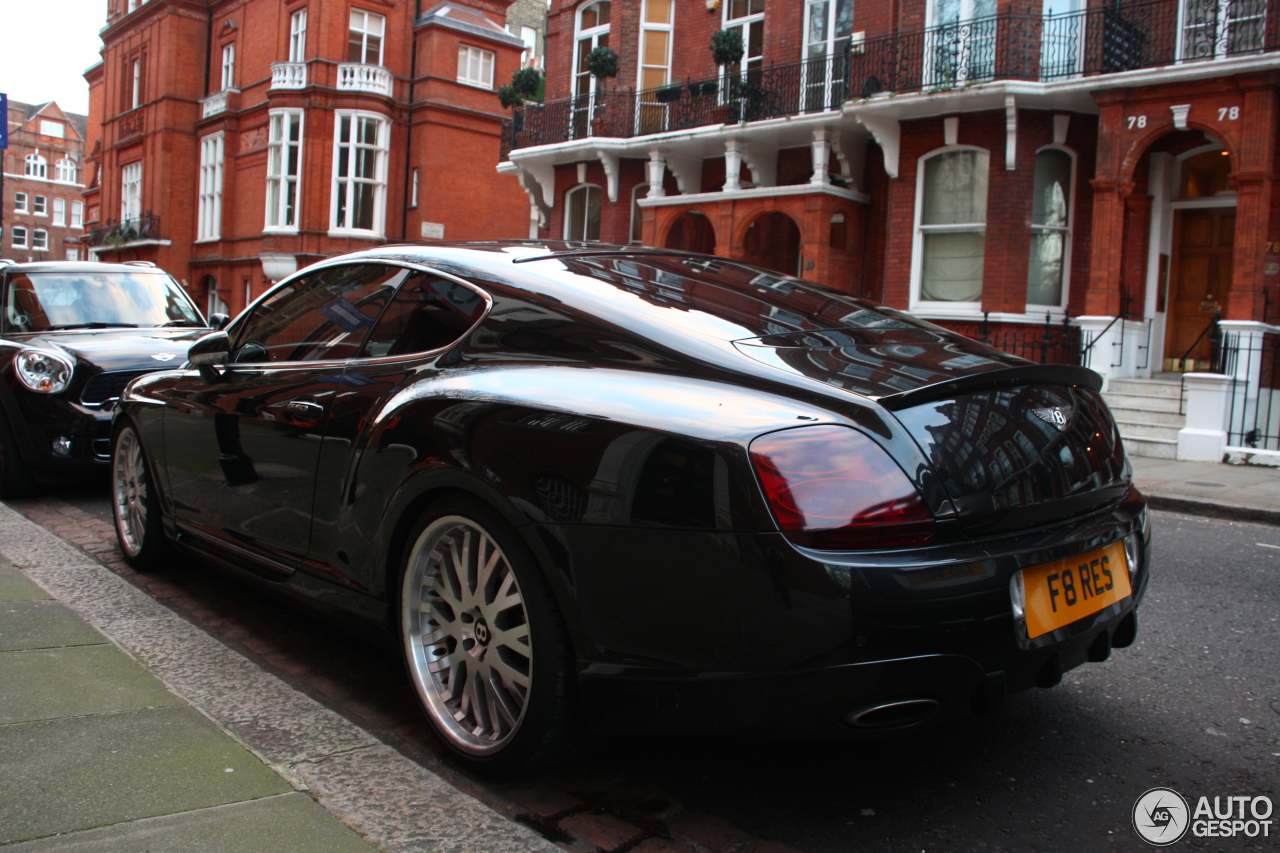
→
(1116, 123, 1238, 188)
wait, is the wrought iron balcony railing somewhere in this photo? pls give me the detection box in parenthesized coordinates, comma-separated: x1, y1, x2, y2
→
(503, 0, 1280, 157)
(85, 212, 161, 248)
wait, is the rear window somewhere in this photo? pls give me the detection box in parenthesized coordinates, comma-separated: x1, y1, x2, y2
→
(2, 271, 203, 333)
(540, 255, 949, 343)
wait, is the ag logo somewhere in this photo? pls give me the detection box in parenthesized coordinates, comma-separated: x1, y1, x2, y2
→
(1031, 405, 1072, 431)
(1133, 787, 1190, 846)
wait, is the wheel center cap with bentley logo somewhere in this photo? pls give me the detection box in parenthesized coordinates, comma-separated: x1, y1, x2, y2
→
(1032, 405, 1073, 431)
(473, 618, 491, 646)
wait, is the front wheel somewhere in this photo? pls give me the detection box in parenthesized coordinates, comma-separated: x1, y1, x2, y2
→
(112, 421, 169, 571)
(399, 498, 578, 775)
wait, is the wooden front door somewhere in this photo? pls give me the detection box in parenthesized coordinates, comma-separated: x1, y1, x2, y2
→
(1165, 207, 1235, 370)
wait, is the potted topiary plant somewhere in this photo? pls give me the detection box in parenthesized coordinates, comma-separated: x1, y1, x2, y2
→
(656, 83, 683, 103)
(584, 46, 619, 135)
(498, 67, 544, 109)
(710, 28, 744, 68)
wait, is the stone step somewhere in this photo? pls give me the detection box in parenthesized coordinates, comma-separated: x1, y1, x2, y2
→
(1107, 377, 1184, 395)
(1120, 434, 1178, 459)
(1107, 406, 1186, 427)
(1102, 391, 1185, 414)
(1115, 419, 1183, 441)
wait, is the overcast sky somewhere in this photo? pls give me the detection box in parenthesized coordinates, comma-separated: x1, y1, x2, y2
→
(2, 0, 106, 116)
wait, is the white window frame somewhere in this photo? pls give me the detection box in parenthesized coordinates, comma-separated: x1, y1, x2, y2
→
(722, 0, 765, 81)
(14, 193, 28, 214)
(520, 25, 538, 67)
(290, 9, 307, 62)
(910, 146, 990, 316)
(11, 227, 28, 249)
(33, 195, 48, 216)
(55, 157, 77, 183)
(66, 247, 80, 261)
(574, 2, 611, 102)
(1026, 145, 1077, 311)
(131, 58, 141, 109)
(564, 183, 603, 241)
(40, 120, 65, 138)
(329, 111, 389, 236)
(265, 110, 304, 231)
(630, 182, 649, 244)
(121, 162, 143, 224)
(25, 153, 48, 179)
(457, 45, 496, 89)
(32, 229, 49, 251)
(410, 167, 419, 208)
(53, 197, 66, 227)
(198, 133, 225, 241)
(71, 200, 84, 228)
(349, 10, 385, 66)
(638, 0, 674, 92)
(221, 43, 236, 91)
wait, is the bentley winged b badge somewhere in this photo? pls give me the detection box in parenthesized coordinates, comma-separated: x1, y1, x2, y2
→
(1032, 405, 1073, 431)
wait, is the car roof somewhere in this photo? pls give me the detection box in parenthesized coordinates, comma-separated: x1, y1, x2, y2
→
(0, 260, 167, 274)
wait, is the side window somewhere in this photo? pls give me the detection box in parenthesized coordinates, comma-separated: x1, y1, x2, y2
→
(232, 263, 407, 363)
(359, 272, 488, 357)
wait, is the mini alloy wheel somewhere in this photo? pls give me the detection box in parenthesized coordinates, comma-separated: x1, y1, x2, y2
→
(402, 514, 534, 756)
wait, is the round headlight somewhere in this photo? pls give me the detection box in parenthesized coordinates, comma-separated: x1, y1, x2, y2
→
(14, 349, 74, 394)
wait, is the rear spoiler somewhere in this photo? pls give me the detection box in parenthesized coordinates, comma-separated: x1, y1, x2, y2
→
(875, 364, 1103, 411)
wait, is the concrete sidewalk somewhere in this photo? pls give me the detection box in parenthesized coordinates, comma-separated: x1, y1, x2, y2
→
(1131, 456, 1280, 525)
(0, 504, 558, 853)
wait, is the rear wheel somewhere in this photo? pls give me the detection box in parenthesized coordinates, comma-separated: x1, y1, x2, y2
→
(399, 498, 578, 775)
(0, 410, 37, 500)
(112, 421, 169, 571)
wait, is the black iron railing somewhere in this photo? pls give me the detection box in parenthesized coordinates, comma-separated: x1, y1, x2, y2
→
(85, 212, 161, 248)
(502, 0, 1280, 156)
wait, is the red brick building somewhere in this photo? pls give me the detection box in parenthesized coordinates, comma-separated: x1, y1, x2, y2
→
(501, 0, 1280, 457)
(3, 102, 89, 262)
(84, 0, 532, 318)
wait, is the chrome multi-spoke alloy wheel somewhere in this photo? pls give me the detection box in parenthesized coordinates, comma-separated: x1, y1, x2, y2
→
(112, 427, 149, 558)
(402, 515, 533, 754)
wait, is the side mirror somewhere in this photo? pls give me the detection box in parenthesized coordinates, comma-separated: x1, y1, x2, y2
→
(209, 312, 231, 330)
(188, 331, 230, 381)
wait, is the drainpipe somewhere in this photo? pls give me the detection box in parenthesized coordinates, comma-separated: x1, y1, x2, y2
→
(401, 18, 419, 242)
(203, 11, 213, 96)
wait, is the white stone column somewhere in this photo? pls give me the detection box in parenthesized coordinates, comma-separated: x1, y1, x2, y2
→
(1218, 320, 1275, 451)
(810, 128, 831, 187)
(723, 139, 746, 192)
(1177, 373, 1231, 462)
(646, 148, 667, 198)
(1075, 315, 1122, 387)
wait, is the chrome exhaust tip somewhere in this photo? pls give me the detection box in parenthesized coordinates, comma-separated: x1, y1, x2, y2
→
(844, 697, 940, 730)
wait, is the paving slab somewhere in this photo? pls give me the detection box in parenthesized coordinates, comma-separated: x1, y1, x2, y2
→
(1, 793, 374, 853)
(0, 561, 52, 601)
(0, 643, 182, 724)
(0, 705, 292, 845)
(0, 599, 108, 651)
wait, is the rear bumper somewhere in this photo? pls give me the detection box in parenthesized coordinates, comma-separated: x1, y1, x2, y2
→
(578, 599, 1141, 737)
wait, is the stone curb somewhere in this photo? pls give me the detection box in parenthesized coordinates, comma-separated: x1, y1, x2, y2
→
(1144, 494, 1280, 527)
(0, 503, 560, 853)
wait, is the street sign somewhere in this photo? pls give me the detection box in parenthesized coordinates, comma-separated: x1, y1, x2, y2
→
(0, 93, 7, 150)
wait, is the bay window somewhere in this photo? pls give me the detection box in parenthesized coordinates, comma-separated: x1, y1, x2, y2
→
(330, 112, 388, 234)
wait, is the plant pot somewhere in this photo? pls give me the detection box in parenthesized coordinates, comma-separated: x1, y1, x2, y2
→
(656, 87, 682, 103)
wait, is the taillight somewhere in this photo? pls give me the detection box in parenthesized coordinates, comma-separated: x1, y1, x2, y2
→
(749, 425, 934, 549)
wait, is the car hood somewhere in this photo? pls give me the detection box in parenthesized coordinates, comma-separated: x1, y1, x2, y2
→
(19, 327, 205, 371)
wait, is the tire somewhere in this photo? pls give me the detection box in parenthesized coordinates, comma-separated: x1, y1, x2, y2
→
(111, 420, 170, 571)
(0, 409, 37, 500)
(399, 497, 579, 775)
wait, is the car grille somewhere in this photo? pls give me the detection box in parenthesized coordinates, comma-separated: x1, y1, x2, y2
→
(81, 370, 163, 406)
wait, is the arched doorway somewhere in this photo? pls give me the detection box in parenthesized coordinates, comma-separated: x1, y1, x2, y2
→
(663, 210, 716, 254)
(741, 211, 801, 276)
(1165, 146, 1235, 370)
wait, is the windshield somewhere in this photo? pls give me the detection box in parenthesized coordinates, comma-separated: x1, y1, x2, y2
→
(2, 271, 204, 333)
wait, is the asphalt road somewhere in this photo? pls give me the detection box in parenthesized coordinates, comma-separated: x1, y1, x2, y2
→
(20, 485, 1280, 853)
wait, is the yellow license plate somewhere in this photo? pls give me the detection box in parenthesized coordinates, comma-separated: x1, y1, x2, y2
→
(1023, 541, 1131, 639)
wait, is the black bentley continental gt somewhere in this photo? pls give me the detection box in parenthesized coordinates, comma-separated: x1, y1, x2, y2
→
(0, 260, 212, 497)
(110, 243, 1150, 773)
